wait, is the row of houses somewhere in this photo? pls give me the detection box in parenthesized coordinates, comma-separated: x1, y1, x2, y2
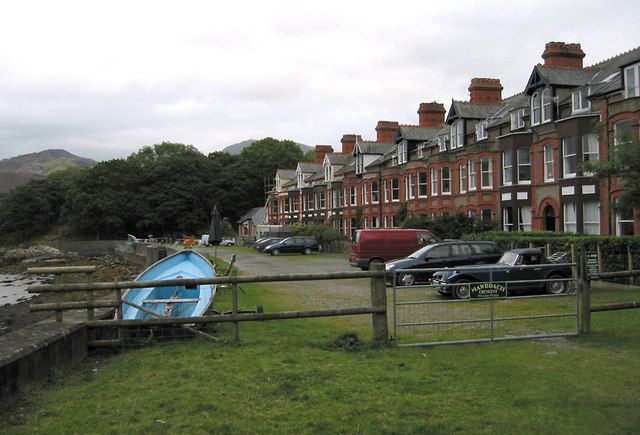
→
(262, 41, 640, 239)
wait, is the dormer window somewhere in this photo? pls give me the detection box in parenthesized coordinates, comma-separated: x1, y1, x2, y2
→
(542, 89, 553, 123)
(438, 135, 449, 152)
(450, 120, 464, 149)
(510, 109, 525, 130)
(356, 154, 364, 174)
(531, 92, 541, 125)
(417, 142, 425, 158)
(398, 140, 408, 164)
(476, 121, 488, 141)
(297, 172, 304, 187)
(324, 164, 332, 182)
(624, 62, 640, 98)
(571, 89, 590, 113)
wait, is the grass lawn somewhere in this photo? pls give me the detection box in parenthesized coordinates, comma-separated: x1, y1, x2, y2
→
(1, 275, 639, 433)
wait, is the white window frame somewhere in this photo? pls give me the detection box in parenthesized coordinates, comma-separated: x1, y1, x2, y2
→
(349, 186, 357, 206)
(476, 121, 488, 141)
(562, 137, 577, 178)
(406, 174, 415, 200)
(468, 159, 477, 191)
(319, 192, 326, 209)
(542, 89, 553, 123)
(510, 109, 525, 130)
(391, 178, 400, 202)
(459, 164, 467, 194)
(582, 133, 599, 175)
(356, 154, 365, 174)
(417, 143, 425, 158)
(502, 150, 513, 186)
(531, 92, 541, 126)
(418, 172, 428, 198)
(583, 201, 600, 235)
(518, 206, 532, 231)
(481, 156, 492, 189)
(371, 181, 379, 204)
(571, 89, 590, 113)
(624, 62, 640, 99)
(616, 204, 635, 236)
(431, 168, 438, 196)
(503, 208, 514, 232)
(441, 167, 451, 195)
(517, 148, 531, 185)
(614, 120, 633, 145)
(544, 145, 554, 182)
(438, 135, 449, 152)
(563, 202, 577, 233)
(398, 140, 408, 165)
(362, 183, 368, 204)
(384, 180, 389, 203)
(450, 120, 464, 149)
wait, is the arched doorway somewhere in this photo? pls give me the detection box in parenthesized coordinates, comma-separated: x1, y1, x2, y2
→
(544, 205, 556, 231)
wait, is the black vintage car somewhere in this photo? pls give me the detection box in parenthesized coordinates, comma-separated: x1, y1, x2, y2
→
(385, 241, 501, 286)
(431, 248, 573, 299)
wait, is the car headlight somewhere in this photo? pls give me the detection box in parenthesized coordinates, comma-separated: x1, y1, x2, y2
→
(385, 263, 396, 271)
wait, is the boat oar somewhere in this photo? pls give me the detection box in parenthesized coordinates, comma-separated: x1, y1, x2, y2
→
(120, 299, 219, 342)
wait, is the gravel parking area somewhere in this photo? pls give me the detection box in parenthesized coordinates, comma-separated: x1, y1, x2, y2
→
(197, 246, 377, 329)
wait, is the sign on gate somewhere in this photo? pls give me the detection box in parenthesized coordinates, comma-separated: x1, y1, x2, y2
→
(586, 252, 600, 280)
(469, 282, 507, 299)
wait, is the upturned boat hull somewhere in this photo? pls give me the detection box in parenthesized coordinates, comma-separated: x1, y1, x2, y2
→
(121, 250, 216, 320)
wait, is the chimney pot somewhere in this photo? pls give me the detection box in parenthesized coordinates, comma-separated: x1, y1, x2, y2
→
(418, 102, 446, 127)
(541, 41, 585, 68)
(468, 78, 503, 104)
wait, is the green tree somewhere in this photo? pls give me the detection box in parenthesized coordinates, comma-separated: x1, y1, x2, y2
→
(583, 138, 640, 213)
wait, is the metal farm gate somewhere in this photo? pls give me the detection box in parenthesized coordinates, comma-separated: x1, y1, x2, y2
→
(391, 265, 579, 347)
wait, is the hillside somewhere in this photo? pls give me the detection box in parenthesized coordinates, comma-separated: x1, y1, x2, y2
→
(0, 149, 96, 193)
(0, 149, 95, 175)
(222, 139, 312, 155)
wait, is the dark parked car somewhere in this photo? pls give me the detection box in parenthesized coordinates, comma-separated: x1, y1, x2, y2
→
(263, 236, 319, 255)
(431, 248, 573, 299)
(385, 241, 501, 286)
(254, 237, 284, 251)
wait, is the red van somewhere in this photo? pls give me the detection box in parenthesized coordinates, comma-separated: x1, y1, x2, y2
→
(349, 229, 440, 270)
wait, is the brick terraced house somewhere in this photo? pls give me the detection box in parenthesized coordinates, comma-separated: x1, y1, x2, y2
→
(264, 42, 640, 238)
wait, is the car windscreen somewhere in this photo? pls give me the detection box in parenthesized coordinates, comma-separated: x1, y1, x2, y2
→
(407, 245, 431, 258)
(499, 252, 518, 266)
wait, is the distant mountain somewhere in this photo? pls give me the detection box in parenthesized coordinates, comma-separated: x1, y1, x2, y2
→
(0, 149, 96, 193)
(221, 139, 313, 155)
(0, 149, 96, 175)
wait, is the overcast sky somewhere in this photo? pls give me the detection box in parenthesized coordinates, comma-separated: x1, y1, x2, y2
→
(1, 0, 639, 161)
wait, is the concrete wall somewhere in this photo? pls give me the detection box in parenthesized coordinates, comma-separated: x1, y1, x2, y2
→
(0, 322, 88, 412)
(50, 240, 118, 256)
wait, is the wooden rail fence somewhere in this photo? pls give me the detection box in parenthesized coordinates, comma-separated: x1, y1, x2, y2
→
(27, 264, 389, 347)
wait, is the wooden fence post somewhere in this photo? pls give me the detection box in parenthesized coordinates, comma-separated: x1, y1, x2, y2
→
(596, 245, 603, 275)
(232, 280, 240, 342)
(369, 263, 388, 345)
(579, 254, 591, 334)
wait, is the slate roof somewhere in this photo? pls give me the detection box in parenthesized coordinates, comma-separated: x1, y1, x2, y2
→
(487, 93, 529, 128)
(355, 141, 394, 155)
(298, 163, 322, 173)
(398, 125, 441, 141)
(276, 169, 296, 180)
(305, 170, 325, 183)
(447, 101, 503, 122)
(588, 46, 640, 96)
(236, 207, 265, 225)
(334, 159, 355, 176)
(535, 66, 598, 87)
(325, 153, 352, 165)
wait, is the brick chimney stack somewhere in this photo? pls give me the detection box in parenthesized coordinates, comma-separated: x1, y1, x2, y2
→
(313, 145, 334, 164)
(340, 134, 362, 155)
(418, 102, 446, 127)
(542, 41, 585, 69)
(468, 78, 503, 105)
(375, 121, 400, 143)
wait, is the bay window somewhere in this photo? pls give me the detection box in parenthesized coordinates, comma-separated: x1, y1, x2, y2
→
(562, 137, 577, 178)
(517, 148, 531, 184)
(441, 167, 451, 195)
(481, 156, 492, 189)
(502, 150, 513, 186)
(544, 145, 554, 182)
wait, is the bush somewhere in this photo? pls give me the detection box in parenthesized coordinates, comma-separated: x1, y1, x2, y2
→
(401, 212, 499, 239)
(290, 223, 342, 245)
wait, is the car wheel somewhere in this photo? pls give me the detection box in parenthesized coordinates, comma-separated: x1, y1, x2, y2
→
(546, 274, 566, 294)
(303, 248, 312, 255)
(368, 259, 383, 270)
(398, 273, 415, 286)
(272, 249, 280, 256)
(451, 279, 471, 299)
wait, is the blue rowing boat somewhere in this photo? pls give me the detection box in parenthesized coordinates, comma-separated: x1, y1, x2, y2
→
(121, 250, 216, 320)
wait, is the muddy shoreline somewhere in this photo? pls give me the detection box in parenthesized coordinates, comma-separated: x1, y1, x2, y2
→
(0, 256, 142, 336)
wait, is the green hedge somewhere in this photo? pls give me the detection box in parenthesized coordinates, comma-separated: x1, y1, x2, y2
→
(463, 231, 640, 272)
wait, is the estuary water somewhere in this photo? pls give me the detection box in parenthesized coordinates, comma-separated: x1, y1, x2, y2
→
(0, 273, 44, 306)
